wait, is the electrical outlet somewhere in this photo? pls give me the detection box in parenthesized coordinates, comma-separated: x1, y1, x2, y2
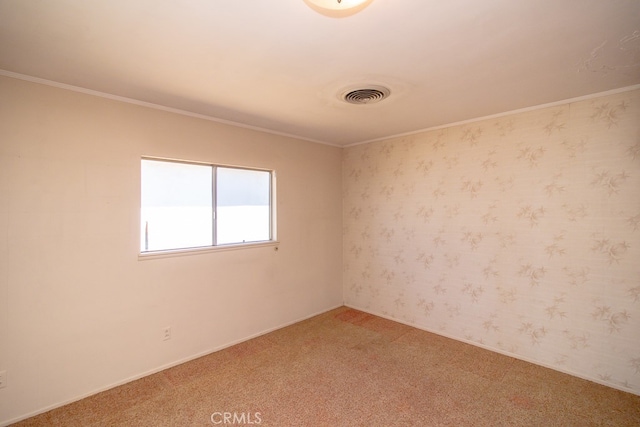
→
(163, 326, 171, 341)
(0, 370, 7, 389)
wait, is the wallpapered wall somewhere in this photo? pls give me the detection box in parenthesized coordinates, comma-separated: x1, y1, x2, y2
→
(343, 89, 640, 393)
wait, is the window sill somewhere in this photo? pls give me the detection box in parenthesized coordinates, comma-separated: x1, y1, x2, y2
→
(138, 240, 280, 261)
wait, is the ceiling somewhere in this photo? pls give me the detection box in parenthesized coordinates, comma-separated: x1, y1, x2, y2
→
(1, 0, 639, 146)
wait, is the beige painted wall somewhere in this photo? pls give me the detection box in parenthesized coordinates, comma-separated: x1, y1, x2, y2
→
(1, 73, 638, 424)
(343, 89, 640, 395)
(0, 75, 343, 424)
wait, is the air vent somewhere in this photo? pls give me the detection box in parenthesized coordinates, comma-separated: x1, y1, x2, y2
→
(341, 85, 390, 105)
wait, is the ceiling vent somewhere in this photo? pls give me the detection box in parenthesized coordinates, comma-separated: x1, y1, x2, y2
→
(341, 85, 390, 105)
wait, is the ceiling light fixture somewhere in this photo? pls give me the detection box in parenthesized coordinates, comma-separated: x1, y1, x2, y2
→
(303, 0, 374, 18)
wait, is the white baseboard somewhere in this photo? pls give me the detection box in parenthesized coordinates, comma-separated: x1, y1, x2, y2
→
(1, 303, 344, 427)
(343, 303, 640, 397)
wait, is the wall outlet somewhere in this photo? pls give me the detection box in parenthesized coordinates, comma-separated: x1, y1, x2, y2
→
(162, 326, 171, 341)
(0, 370, 6, 389)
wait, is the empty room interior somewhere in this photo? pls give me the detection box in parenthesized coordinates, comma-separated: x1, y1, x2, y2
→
(1, 1, 639, 425)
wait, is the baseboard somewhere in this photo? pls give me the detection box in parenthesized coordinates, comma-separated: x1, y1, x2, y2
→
(1, 303, 344, 427)
(344, 303, 640, 397)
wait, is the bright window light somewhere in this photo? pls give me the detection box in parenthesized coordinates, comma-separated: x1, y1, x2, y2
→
(216, 167, 271, 245)
(140, 158, 274, 253)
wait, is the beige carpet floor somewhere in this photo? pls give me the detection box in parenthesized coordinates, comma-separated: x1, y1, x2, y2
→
(12, 307, 640, 426)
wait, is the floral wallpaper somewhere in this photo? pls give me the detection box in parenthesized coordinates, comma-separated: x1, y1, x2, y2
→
(343, 89, 640, 393)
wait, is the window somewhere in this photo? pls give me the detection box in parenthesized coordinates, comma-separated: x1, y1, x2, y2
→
(140, 158, 274, 253)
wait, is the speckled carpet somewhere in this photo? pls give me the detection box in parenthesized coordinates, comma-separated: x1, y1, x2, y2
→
(13, 307, 640, 426)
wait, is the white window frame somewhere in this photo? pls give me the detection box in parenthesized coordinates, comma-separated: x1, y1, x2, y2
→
(139, 156, 278, 259)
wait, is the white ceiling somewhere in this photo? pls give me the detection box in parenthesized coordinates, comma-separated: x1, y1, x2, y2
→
(1, 0, 639, 146)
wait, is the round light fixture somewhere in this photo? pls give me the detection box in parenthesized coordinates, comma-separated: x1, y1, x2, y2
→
(303, 0, 374, 18)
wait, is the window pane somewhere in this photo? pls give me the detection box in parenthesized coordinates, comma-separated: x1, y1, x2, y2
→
(141, 159, 213, 251)
(216, 167, 270, 245)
